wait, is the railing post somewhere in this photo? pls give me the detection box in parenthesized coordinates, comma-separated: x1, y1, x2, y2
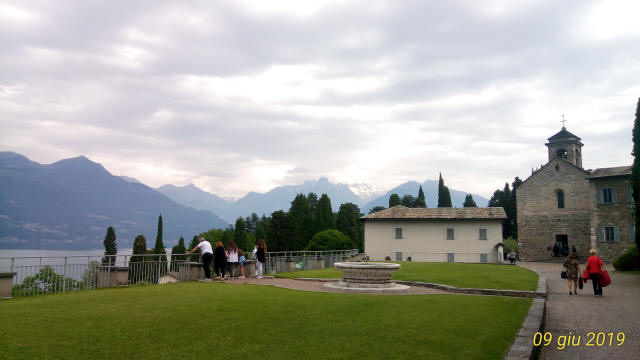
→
(63, 257, 68, 293)
(10, 257, 14, 273)
(107, 261, 112, 288)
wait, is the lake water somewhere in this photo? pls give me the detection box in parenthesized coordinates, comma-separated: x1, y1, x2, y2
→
(0, 249, 175, 270)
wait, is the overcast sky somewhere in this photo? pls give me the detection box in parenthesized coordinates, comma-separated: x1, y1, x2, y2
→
(1, 0, 638, 199)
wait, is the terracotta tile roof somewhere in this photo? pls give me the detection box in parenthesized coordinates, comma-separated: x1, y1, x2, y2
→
(588, 166, 632, 178)
(361, 206, 507, 220)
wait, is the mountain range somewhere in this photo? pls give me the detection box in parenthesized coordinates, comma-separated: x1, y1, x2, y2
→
(0, 152, 228, 250)
(0, 152, 489, 249)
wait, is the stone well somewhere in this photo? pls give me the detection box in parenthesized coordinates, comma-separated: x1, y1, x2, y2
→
(324, 262, 410, 294)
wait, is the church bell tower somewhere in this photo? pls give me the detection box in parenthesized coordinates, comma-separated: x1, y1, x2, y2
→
(545, 126, 583, 168)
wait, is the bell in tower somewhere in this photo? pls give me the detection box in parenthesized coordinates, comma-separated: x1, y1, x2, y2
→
(545, 126, 583, 168)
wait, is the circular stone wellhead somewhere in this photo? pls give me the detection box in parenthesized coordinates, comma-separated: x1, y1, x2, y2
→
(324, 262, 410, 293)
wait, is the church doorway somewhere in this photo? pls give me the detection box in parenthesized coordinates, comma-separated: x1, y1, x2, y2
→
(556, 235, 568, 256)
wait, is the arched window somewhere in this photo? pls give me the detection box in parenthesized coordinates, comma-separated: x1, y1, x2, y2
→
(556, 148, 568, 160)
(557, 190, 565, 209)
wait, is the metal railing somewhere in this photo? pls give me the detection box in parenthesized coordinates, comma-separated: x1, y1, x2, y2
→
(1, 249, 363, 297)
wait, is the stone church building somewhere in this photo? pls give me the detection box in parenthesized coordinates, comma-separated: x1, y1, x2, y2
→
(517, 127, 634, 261)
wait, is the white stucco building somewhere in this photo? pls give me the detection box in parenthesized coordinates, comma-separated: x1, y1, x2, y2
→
(361, 206, 507, 263)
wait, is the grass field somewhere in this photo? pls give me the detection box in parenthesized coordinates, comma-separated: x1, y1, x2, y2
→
(276, 262, 539, 291)
(0, 282, 531, 359)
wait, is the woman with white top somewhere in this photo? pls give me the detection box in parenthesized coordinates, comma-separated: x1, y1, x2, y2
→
(226, 240, 239, 279)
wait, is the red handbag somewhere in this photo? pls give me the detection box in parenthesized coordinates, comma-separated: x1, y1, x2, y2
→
(599, 269, 611, 287)
(582, 269, 590, 282)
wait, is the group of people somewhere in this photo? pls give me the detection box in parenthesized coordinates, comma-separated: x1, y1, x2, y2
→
(562, 248, 605, 296)
(186, 237, 268, 281)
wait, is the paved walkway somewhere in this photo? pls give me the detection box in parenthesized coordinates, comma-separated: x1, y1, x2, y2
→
(521, 262, 640, 360)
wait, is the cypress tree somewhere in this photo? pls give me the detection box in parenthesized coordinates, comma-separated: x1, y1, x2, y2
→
(437, 173, 452, 207)
(632, 97, 640, 248)
(314, 193, 335, 233)
(389, 193, 401, 207)
(153, 215, 167, 263)
(102, 226, 117, 266)
(187, 235, 200, 262)
(463, 194, 477, 207)
(130, 234, 148, 283)
(414, 185, 427, 208)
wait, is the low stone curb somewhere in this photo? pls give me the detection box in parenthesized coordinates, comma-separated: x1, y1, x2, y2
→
(394, 280, 547, 298)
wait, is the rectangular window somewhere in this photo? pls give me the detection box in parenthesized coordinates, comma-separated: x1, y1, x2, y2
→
(630, 226, 635, 243)
(602, 188, 613, 203)
(447, 253, 455, 263)
(557, 190, 565, 208)
(395, 228, 403, 239)
(395, 252, 403, 261)
(446, 228, 455, 240)
(601, 226, 620, 242)
(479, 229, 487, 240)
(480, 254, 488, 263)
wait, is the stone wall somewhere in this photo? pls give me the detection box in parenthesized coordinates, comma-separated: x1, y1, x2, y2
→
(517, 159, 592, 260)
(589, 177, 635, 261)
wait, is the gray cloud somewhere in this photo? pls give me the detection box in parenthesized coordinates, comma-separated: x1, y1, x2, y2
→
(1, 0, 637, 198)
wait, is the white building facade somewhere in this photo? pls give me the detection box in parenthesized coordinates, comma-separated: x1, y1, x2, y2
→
(361, 206, 506, 263)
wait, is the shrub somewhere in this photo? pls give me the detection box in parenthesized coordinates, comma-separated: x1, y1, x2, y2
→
(613, 246, 640, 271)
(305, 229, 353, 251)
(503, 237, 518, 254)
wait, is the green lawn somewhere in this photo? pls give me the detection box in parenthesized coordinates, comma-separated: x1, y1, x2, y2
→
(0, 282, 531, 359)
(276, 262, 539, 291)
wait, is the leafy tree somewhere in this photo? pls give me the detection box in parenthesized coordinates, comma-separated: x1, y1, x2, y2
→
(305, 229, 354, 251)
(222, 228, 234, 247)
(234, 217, 249, 252)
(289, 194, 313, 250)
(633, 97, 640, 248)
(463, 194, 477, 207)
(131, 234, 148, 263)
(12, 266, 84, 296)
(414, 185, 427, 208)
(102, 226, 117, 266)
(389, 193, 401, 207)
(170, 236, 187, 271)
(268, 210, 291, 251)
(401, 194, 415, 207)
(369, 206, 386, 214)
(314, 193, 334, 233)
(187, 235, 201, 262)
(82, 261, 101, 287)
(437, 173, 452, 207)
(255, 223, 267, 245)
(245, 213, 259, 234)
(336, 202, 363, 251)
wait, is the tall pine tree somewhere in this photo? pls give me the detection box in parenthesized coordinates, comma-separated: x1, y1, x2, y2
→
(437, 173, 452, 207)
(102, 226, 117, 265)
(462, 194, 477, 207)
(314, 193, 335, 233)
(632, 97, 640, 248)
(414, 185, 427, 207)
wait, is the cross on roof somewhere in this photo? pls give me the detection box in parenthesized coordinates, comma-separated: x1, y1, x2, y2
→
(561, 115, 567, 128)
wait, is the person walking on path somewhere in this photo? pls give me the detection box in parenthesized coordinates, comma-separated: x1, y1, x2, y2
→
(226, 240, 239, 279)
(213, 241, 228, 280)
(563, 253, 580, 295)
(187, 237, 214, 281)
(508, 250, 517, 264)
(586, 249, 604, 296)
(254, 238, 267, 279)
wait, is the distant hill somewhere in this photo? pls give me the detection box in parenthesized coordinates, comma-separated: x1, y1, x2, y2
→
(0, 152, 229, 250)
(362, 180, 489, 211)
